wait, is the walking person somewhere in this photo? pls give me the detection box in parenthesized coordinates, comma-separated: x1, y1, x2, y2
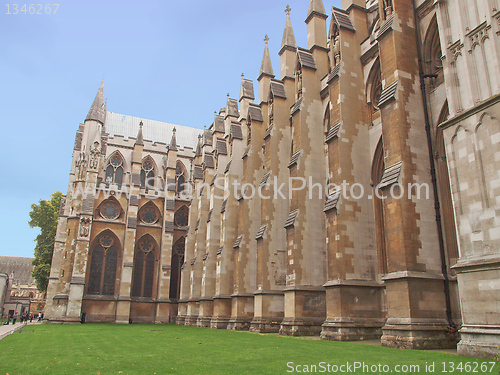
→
(12, 313, 17, 324)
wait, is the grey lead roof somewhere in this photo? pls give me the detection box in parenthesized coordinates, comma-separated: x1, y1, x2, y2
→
(242, 145, 251, 159)
(288, 149, 302, 168)
(194, 165, 203, 180)
(332, 8, 356, 32)
(291, 97, 304, 116)
(324, 191, 341, 212)
(327, 63, 342, 83)
(378, 14, 394, 39)
(256, 225, 267, 239)
(106, 112, 201, 150)
(204, 154, 215, 169)
(297, 48, 317, 70)
(226, 98, 239, 118)
(230, 124, 243, 140)
(224, 159, 232, 173)
(214, 115, 225, 133)
(284, 210, 299, 228)
(270, 80, 287, 99)
(264, 124, 274, 139)
(204, 129, 213, 146)
(325, 122, 341, 143)
(248, 105, 264, 122)
(233, 235, 243, 248)
(0, 256, 36, 284)
(378, 161, 403, 188)
(260, 172, 271, 186)
(216, 139, 228, 155)
(378, 80, 399, 107)
(240, 79, 255, 101)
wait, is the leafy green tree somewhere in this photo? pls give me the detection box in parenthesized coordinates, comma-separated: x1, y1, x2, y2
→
(29, 191, 62, 292)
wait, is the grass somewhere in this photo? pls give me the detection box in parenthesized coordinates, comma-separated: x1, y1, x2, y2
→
(0, 324, 498, 374)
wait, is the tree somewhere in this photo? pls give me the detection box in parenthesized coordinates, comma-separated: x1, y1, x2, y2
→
(29, 191, 62, 292)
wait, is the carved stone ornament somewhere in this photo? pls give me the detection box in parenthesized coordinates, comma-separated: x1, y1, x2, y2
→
(467, 22, 491, 53)
(268, 97, 274, 125)
(333, 35, 341, 66)
(448, 40, 464, 64)
(79, 216, 92, 237)
(296, 69, 303, 98)
(383, 0, 393, 17)
(89, 141, 101, 170)
(75, 152, 87, 180)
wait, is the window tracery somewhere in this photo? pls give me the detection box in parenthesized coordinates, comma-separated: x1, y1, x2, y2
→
(140, 157, 156, 189)
(87, 232, 120, 296)
(138, 202, 160, 225)
(99, 200, 121, 220)
(105, 153, 124, 187)
(174, 205, 189, 228)
(176, 161, 187, 195)
(132, 236, 156, 298)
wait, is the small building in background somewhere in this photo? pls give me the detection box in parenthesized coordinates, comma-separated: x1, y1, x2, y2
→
(0, 256, 46, 317)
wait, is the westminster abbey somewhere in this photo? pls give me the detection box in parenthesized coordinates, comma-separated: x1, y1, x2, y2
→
(45, 0, 500, 358)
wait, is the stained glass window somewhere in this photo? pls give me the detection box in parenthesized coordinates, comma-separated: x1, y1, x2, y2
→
(140, 158, 155, 188)
(106, 153, 124, 187)
(132, 237, 156, 298)
(100, 201, 120, 220)
(87, 246, 103, 295)
(174, 206, 189, 227)
(86, 233, 120, 297)
(139, 207, 158, 224)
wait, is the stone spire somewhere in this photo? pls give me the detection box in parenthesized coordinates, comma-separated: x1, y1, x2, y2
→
(85, 77, 106, 124)
(305, 0, 328, 50)
(306, 0, 326, 22)
(259, 35, 274, 80)
(170, 127, 178, 151)
(280, 5, 296, 54)
(195, 134, 202, 157)
(135, 121, 144, 146)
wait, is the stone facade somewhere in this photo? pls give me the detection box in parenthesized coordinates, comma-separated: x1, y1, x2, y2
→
(45, 0, 500, 357)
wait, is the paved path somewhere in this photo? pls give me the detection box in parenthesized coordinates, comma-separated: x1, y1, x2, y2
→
(0, 321, 41, 340)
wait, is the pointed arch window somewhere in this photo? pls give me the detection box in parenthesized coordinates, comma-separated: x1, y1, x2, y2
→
(105, 154, 124, 187)
(141, 157, 156, 188)
(169, 237, 185, 300)
(176, 161, 187, 195)
(87, 232, 120, 296)
(424, 17, 444, 90)
(366, 59, 382, 123)
(132, 236, 157, 298)
(372, 138, 387, 275)
(174, 205, 189, 228)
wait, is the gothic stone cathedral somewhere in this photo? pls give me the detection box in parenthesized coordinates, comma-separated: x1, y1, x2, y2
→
(45, 0, 500, 357)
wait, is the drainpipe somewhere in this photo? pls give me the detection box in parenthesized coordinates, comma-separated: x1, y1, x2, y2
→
(411, 0, 456, 329)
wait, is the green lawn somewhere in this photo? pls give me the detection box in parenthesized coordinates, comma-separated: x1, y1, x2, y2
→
(0, 324, 497, 374)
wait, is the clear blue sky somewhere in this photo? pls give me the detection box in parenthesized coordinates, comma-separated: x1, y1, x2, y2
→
(0, 0, 342, 257)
